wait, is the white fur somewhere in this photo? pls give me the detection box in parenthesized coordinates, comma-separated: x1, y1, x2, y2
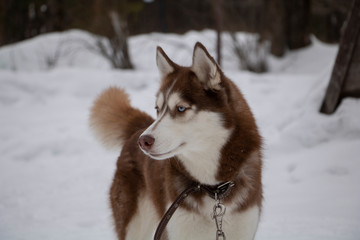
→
(176, 111, 231, 184)
(141, 89, 232, 184)
(156, 48, 174, 78)
(167, 204, 260, 240)
(192, 46, 222, 90)
(156, 92, 164, 110)
(167, 92, 182, 111)
(141, 104, 231, 184)
(225, 206, 260, 240)
(125, 193, 159, 240)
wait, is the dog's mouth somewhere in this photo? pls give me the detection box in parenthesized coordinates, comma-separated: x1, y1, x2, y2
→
(146, 142, 186, 160)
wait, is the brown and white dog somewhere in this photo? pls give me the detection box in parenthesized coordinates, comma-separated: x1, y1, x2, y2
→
(90, 42, 263, 240)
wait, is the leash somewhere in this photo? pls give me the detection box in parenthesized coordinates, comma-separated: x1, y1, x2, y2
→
(153, 181, 235, 240)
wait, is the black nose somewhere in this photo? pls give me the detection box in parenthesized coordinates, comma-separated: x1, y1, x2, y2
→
(138, 134, 155, 151)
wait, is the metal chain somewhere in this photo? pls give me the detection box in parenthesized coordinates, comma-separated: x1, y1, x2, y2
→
(211, 193, 226, 240)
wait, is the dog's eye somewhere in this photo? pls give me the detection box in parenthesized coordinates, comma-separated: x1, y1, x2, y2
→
(155, 106, 160, 114)
(177, 106, 186, 112)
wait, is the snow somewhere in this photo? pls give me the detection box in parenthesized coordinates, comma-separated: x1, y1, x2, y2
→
(0, 30, 359, 240)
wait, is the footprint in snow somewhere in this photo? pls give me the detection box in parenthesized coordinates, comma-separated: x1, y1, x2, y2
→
(326, 166, 349, 176)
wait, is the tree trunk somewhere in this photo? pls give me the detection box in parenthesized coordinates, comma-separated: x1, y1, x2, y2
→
(212, 0, 223, 66)
(0, 0, 5, 46)
(266, 0, 287, 57)
(320, 0, 360, 114)
(285, 0, 311, 50)
(108, 11, 133, 69)
(264, 0, 310, 57)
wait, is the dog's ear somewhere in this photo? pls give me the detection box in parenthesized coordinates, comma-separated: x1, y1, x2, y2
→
(156, 46, 176, 79)
(191, 42, 222, 91)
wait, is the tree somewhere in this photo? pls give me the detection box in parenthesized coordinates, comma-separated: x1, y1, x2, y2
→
(211, 0, 223, 66)
(230, 33, 268, 73)
(262, 0, 311, 57)
(91, 0, 135, 69)
(320, 0, 360, 114)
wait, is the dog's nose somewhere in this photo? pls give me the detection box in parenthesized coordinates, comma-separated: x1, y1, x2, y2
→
(138, 134, 155, 151)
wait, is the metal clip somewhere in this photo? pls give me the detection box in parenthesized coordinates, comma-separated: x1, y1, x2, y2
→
(212, 193, 226, 240)
(216, 230, 226, 240)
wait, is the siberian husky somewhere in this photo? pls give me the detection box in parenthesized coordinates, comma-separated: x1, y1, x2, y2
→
(90, 42, 263, 240)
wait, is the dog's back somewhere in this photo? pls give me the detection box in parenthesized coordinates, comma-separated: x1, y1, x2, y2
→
(90, 43, 263, 240)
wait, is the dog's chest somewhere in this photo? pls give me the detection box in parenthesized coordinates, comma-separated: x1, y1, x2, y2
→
(125, 189, 260, 240)
(166, 199, 260, 240)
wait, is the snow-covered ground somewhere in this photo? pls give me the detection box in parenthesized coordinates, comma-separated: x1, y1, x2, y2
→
(0, 30, 359, 240)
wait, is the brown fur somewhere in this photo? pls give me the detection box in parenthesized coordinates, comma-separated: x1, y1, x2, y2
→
(90, 42, 263, 240)
(89, 87, 154, 149)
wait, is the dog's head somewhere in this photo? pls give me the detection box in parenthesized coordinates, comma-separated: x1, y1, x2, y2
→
(138, 42, 234, 162)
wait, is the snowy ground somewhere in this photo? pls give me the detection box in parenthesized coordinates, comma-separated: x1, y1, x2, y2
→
(0, 30, 359, 240)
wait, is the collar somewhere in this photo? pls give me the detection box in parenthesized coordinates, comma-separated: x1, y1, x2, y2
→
(199, 181, 235, 200)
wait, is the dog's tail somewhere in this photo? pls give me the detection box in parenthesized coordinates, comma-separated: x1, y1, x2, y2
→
(89, 87, 154, 150)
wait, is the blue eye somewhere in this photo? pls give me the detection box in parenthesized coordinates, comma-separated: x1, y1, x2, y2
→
(177, 106, 186, 112)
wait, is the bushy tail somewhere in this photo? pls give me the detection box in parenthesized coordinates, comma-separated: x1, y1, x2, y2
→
(89, 87, 154, 150)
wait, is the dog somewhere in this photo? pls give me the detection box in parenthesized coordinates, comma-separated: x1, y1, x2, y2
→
(90, 42, 263, 240)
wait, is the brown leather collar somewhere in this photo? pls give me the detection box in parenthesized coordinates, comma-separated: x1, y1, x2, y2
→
(154, 181, 235, 240)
